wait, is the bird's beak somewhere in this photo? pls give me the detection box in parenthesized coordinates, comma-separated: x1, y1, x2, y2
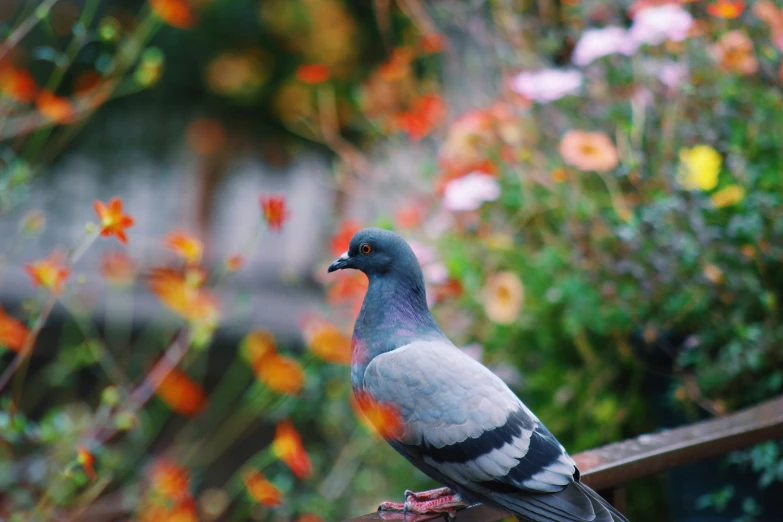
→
(327, 251, 351, 273)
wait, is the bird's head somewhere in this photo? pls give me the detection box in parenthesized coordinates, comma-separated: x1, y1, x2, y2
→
(327, 228, 421, 280)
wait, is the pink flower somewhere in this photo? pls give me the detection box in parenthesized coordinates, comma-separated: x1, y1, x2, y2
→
(572, 27, 637, 66)
(509, 69, 583, 103)
(443, 172, 500, 211)
(409, 241, 449, 285)
(658, 61, 688, 89)
(642, 59, 689, 90)
(629, 5, 692, 46)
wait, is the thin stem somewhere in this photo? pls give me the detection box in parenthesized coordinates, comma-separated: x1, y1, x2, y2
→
(0, 0, 60, 62)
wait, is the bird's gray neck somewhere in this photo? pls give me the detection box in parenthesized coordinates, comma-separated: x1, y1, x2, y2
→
(351, 273, 444, 390)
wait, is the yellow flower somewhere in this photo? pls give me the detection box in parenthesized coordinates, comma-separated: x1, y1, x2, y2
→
(482, 272, 524, 324)
(711, 184, 745, 208)
(678, 145, 722, 191)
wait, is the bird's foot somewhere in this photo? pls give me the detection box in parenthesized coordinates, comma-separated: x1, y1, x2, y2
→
(404, 486, 454, 501)
(378, 490, 465, 519)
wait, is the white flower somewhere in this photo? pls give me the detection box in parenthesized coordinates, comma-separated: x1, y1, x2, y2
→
(629, 5, 692, 47)
(572, 26, 637, 66)
(442, 172, 501, 212)
(509, 69, 583, 103)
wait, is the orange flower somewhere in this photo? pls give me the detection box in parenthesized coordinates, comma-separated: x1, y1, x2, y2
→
(24, 251, 70, 294)
(77, 447, 96, 479)
(150, 0, 197, 28)
(353, 391, 404, 439)
(707, 0, 745, 19)
(94, 197, 135, 244)
(379, 47, 415, 82)
(164, 231, 203, 264)
(241, 330, 277, 366)
(272, 420, 312, 479)
(149, 458, 192, 502)
(155, 366, 207, 415)
(0, 66, 37, 102)
(709, 30, 758, 76)
(330, 220, 361, 257)
(139, 500, 199, 522)
(148, 267, 220, 324)
(297, 515, 323, 522)
(260, 195, 289, 232)
(419, 33, 448, 54)
(225, 254, 244, 272)
(559, 130, 619, 172)
(0, 306, 28, 352)
(395, 93, 447, 141)
(296, 64, 330, 84)
(301, 317, 351, 365)
(254, 354, 304, 396)
(100, 251, 136, 286)
(242, 469, 282, 506)
(36, 91, 74, 123)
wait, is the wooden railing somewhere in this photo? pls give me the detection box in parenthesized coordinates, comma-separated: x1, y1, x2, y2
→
(348, 395, 783, 522)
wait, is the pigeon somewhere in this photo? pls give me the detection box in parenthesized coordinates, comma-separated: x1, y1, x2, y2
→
(328, 228, 629, 522)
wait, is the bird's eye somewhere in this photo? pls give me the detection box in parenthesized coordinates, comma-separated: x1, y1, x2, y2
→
(360, 243, 373, 255)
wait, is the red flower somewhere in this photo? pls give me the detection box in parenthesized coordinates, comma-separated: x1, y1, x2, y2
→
(94, 197, 135, 244)
(296, 64, 330, 84)
(272, 420, 313, 479)
(395, 94, 447, 141)
(24, 251, 70, 294)
(0, 306, 29, 352)
(707, 0, 745, 19)
(260, 195, 289, 232)
(0, 66, 37, 102)
(330, 220, 361, 257)
(150, 0, 197, 28)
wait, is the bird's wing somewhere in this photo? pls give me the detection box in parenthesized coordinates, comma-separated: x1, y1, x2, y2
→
(362, 340, 578, 495)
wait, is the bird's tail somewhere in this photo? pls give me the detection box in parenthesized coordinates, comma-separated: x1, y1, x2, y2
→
(489, 481, 629, 522)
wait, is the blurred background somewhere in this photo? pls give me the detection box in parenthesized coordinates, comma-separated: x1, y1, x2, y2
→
(1, 0, 783, 521)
